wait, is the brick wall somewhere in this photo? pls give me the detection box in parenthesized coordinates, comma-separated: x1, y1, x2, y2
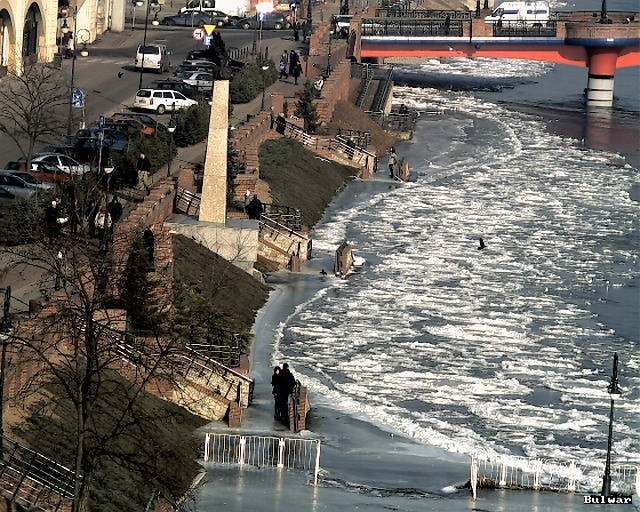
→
(231, 112, 282, 173)
(110, 178, 177, 299)
(314, 59, 352, 125)
(288, 386, 311, 433)
(232, 170, 259, 203)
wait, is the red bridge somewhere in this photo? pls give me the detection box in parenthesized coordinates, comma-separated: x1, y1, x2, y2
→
(349, 9, 640, 106)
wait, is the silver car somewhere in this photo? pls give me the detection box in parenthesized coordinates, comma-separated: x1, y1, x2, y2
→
(181, 71, 214, 92)
(31, 153, 91, 176)
(4, 170, 54, 190)
(0, 172, 40, 199)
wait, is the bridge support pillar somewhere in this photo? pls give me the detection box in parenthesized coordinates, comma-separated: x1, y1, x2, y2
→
(586, 48, 619, 108)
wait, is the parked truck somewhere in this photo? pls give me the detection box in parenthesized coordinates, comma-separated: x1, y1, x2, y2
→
(485, 1, 550, 26)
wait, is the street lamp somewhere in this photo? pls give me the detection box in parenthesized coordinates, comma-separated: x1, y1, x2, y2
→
(601, 353, 621, 497)
(167, 113, 176, 177)
(138, 0, 160, 90)
(600, 0, 608, 23)
(66, 20, 92, 136)
(0, 286, 11, 459)
(260, 65, 270, 111)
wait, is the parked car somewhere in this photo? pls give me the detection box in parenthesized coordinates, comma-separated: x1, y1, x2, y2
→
(111, 112, 167, 132)
(151, 79, 206, 101)
(0, 172, 41, 199)
(133, 89, 199, 114)
(134, 43, 171, 72)
(238, 12, 290, 30)
(0, 186, 17, 216)
(76, 128, 131, 152)
(104, 117, 155, 136)
(6, 161, 71, 183)
(30, 153, 90, 176)
(3, 171, 53, 190)
(180, 71, 214, 92)
(178, 1, 237, 25)
(162, 11, 229, 26)
(176, 60, 218, 75)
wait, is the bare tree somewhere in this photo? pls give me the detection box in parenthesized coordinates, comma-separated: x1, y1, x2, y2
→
(0, 64, 68, 167)
(2, 231, 196, 512)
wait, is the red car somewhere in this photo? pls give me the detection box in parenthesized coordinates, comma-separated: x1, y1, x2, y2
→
(6, 161, 71, 183)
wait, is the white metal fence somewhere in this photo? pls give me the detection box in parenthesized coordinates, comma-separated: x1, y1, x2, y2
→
(203, 433, 322, 485)
(470, 453, 639, 499)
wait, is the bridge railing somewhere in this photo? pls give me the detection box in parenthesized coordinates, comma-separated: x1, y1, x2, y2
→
(362, 18, 464, 37)
(203, 433, 322, 484)
(375, 8, 472, 20)
(493, 20, 559, 37)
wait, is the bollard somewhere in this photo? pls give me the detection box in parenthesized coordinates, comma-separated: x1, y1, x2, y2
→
(313, 440, 322, 486)
(239, 436, 246, 465)
(204, 433, 210, 462)
(277, 438, 285, 468)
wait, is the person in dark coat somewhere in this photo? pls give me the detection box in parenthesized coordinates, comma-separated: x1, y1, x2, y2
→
(281, 362, 296, 397)
(245, 195, 263, 220)
(271, 366, 284, 420)
(293, 21, 300, 41)
(288, 50, 299, 78)
(143, 224, 155, 271)
(109, 195, 123, 224)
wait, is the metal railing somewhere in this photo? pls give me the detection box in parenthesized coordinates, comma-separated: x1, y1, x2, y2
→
(367, 110, 419, 132)
(188, 330, 242, 368)
(493, 20, 558, 37)
(262, 203, 303, 232)
(0, 436, 75, 510)
(203, 433, 322, 485)
(370, 67, 394, 113)
(375, 8, 472, 20)
(175, 186, 201, 216)
(356, 64, 374, 108)
(362, 18, 464, 37)
(470, 453, 639, 499)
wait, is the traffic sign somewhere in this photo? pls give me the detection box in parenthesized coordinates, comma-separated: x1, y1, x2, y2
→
(71, 89, 85, 108)
(99, 115, 105, 129)
(203, 24, 216, 35)
(192, 27, 205, 40)
(258, 12, 266, 21)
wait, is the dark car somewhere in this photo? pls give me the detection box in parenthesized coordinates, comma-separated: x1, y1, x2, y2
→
(76, 128, 132, 152)
(151, 79, 207, 101)
(162, 10, 230, 26)
(111, 112, 167, 132)
(238, 12, 290, 30)
(186, 49, 245, 72)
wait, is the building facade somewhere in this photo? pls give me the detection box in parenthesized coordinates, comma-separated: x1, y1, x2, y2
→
(0, 0, 124, 75)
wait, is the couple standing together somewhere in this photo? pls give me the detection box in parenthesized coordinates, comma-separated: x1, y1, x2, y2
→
(271, 363, 296, 423)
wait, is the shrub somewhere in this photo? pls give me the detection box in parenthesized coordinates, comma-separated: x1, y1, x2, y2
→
(173, 103, 211, 147)
(230, 59, 278, 104)
(295, 81, 319, 134)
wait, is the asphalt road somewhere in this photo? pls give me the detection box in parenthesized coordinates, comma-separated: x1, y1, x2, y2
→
(0, 25, 287, 166)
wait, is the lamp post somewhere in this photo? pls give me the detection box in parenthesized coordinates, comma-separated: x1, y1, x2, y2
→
(600, 0, 608, 23)
(138, 0, 160, 90)
(167, 113, 176, 177)
(325, 29, 332, 77)
(66, 19, 91, 136)
(601, 353, 621, 497)
(260, 65, 270, 111)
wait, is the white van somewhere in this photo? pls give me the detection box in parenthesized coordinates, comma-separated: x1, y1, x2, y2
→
(485, 1, 550, 26)
(179, 0, 250, 17)
(134, 43, 171, 72)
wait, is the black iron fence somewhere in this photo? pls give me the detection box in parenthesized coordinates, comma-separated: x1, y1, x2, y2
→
(188, 329, 242, 368)
(0, 435, 75, 502)
(362, 18, 464, 37)
(493, 20, 559, 37)
(375, 8, 472, 20)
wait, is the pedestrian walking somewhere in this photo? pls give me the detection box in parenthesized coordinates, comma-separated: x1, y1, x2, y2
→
(293, 21, 300, 41)
(279, 52, 289, 80)
(143, 224, 155, 271)
(137, 152, 152, 194)
(109, 195, 123, 224)
(388, 147, 398, 178)
(94, 206, 112, 253)
(288, 50, 299, 78)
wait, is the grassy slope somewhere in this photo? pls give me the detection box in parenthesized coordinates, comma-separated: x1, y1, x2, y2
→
(258, 139, 357, 228)
(172, 234, 271, 335)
